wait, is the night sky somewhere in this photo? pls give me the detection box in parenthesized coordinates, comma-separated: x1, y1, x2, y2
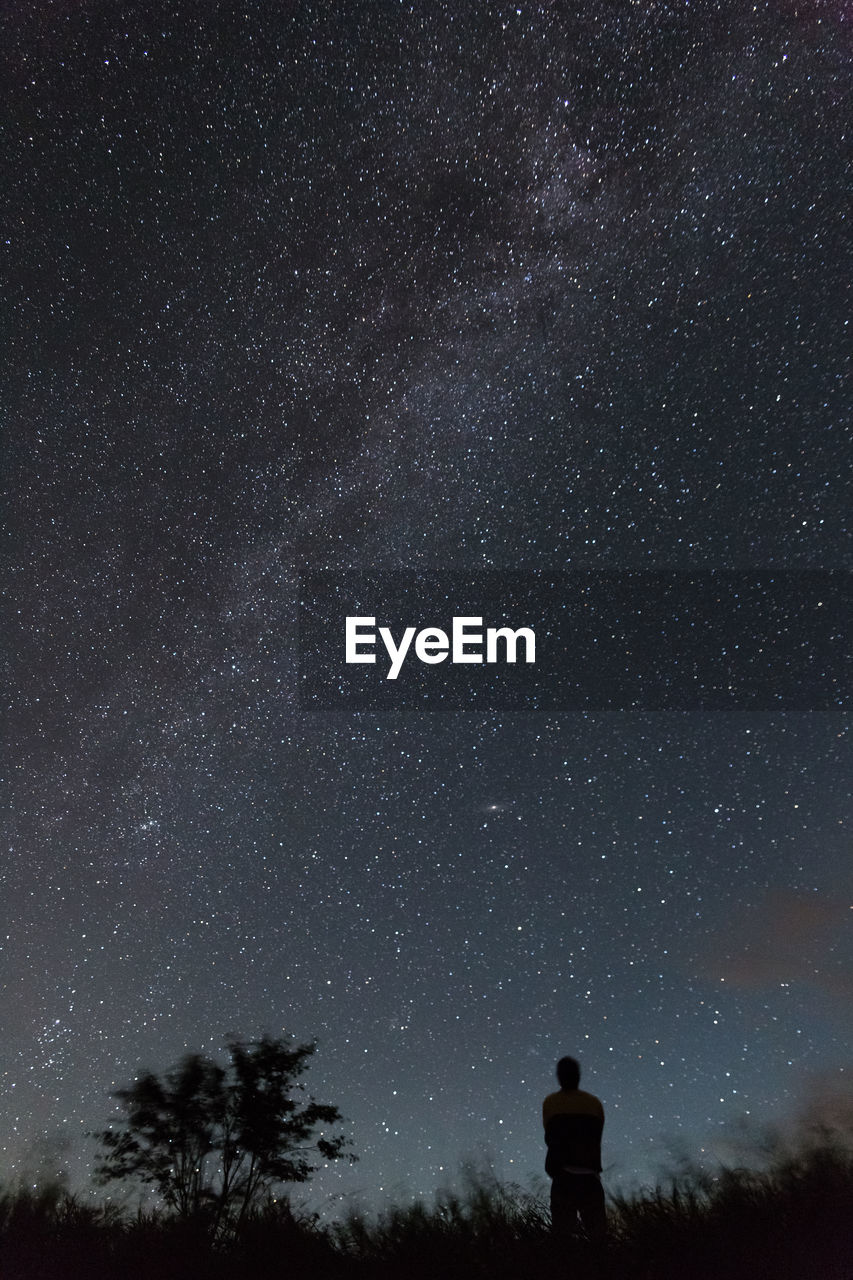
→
(3, 0, 851, 1213)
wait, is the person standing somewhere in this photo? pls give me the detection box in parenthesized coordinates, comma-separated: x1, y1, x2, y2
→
(542, 1055, 606, 1243)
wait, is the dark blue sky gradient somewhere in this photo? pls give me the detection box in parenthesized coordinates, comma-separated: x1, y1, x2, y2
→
(2, 0, 850, 1210)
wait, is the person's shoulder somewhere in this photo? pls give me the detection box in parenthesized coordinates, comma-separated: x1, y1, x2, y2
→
(543, 1088, 603, 1118)
(576, 1088, 604, 1114)
(542, 1089, 566, 1121)
(542, 1089, 561, 1117)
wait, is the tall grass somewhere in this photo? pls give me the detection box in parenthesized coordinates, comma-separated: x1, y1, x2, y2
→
(1, 1139, 851, 1279)
(332, 1163, 553, 1279)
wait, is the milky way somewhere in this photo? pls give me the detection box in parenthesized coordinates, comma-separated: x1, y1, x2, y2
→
(2, 0, 850, 1209)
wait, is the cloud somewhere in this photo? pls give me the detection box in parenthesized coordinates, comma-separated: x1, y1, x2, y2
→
(702, 890, 853, 1002)
(796, 1067, 853, 1142)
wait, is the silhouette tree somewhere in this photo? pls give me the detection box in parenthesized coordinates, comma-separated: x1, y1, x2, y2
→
(93, 1035, 354, 1235)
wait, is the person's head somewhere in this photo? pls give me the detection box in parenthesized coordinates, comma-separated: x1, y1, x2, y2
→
(556, 1056, 581, 1090)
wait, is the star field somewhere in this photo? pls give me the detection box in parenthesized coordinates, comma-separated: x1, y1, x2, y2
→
(2, 0, 851, 1210)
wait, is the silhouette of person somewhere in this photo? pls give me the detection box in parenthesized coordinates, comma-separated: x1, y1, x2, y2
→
(542, 1055, 606, 1243)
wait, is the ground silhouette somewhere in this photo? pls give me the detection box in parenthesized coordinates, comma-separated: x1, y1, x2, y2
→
(2, 1135, 852, 1279)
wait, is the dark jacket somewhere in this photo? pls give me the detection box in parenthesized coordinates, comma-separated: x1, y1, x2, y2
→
(542, 1087, 604, 1175)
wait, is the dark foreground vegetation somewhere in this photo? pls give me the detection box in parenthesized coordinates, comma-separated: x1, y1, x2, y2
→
(2, 1141, 852, 1280)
